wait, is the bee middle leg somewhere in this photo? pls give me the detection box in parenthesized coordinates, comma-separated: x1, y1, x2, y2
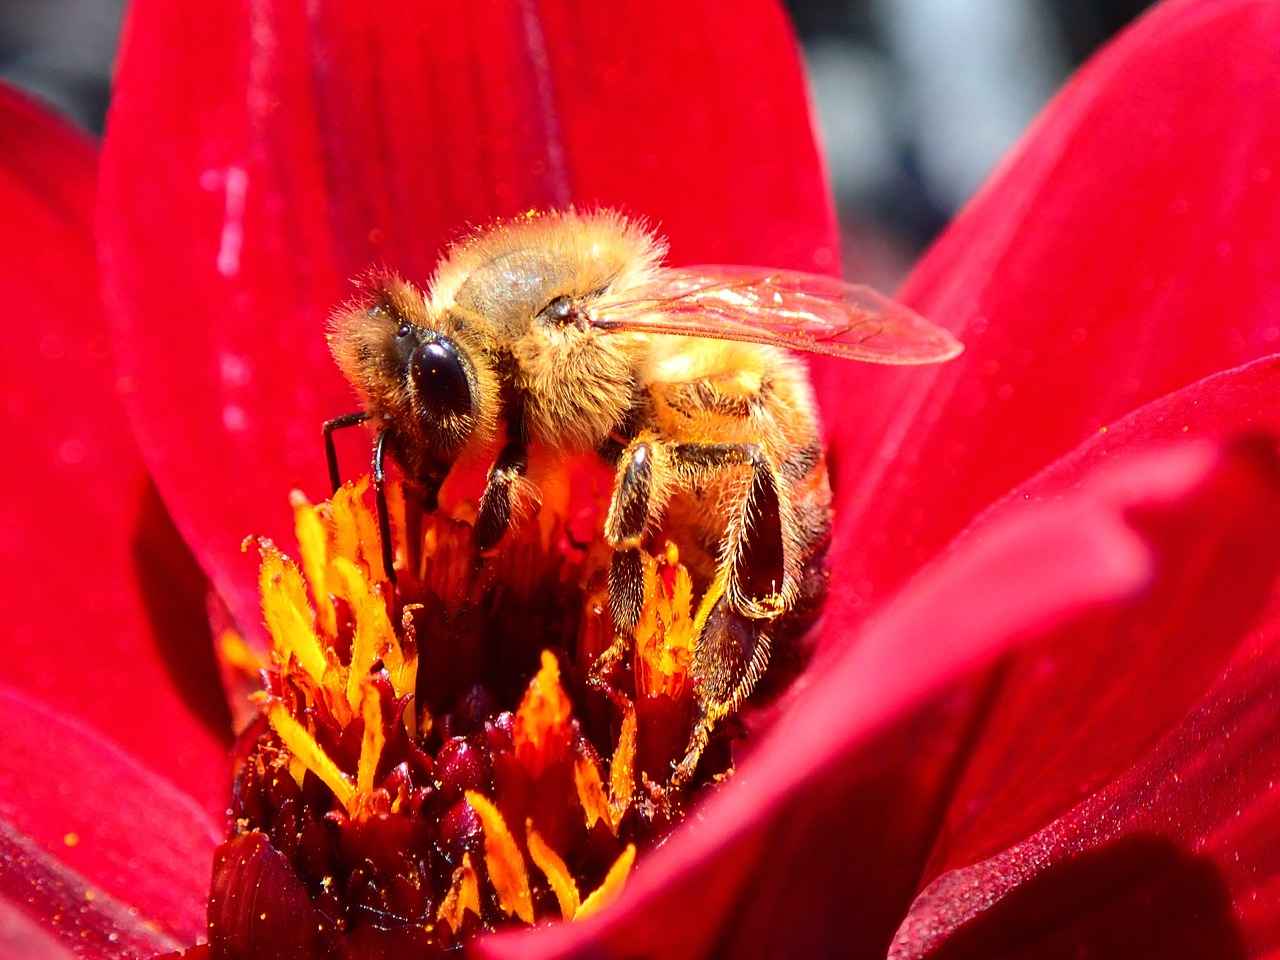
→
(672, 586, 773, 787)
(604, 436, 676, 633)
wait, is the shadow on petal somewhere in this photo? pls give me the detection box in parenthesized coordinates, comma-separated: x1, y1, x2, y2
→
(900, 835, 1245, 960)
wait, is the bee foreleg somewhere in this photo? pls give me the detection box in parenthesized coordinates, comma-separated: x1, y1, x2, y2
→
(475, 441, 530, 552)
(672, 589, 773, 787)
(322, 411, 370, 493)
(371, 428, 396, 584)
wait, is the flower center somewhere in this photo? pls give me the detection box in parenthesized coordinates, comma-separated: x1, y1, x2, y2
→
(212, 477, 726, 953)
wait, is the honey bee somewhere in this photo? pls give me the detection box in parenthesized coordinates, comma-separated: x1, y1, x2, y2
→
(325, 209, 961, 785)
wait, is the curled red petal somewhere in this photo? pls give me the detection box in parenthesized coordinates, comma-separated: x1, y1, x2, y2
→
(925, 424, 1280, 877)
(98, 0, 836, 645)
(0, 82, 231, 809)
(0, 683, 221, 949)
(895, 610, 1280, 959)
(819, 0, 1280, 615)
(0, 822, 185, 960)
(477, 426, 1280, 959)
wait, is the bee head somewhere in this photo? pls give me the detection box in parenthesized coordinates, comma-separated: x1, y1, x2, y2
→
(329, 270, 492, 464)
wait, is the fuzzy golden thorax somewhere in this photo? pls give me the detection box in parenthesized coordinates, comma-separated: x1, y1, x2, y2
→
(425, 208, 667, 451)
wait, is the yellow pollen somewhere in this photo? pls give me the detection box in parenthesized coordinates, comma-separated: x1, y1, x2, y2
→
(574, 754, 611, 833)
(332, 556, 395, 714)
(330, 478, 387, 582)
(633, 546, 695, 699)
(608, 704, 637, 829)
(355, 682, 384, 796)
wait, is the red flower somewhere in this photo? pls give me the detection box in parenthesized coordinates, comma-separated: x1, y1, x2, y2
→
(4, 0, 1280, 957)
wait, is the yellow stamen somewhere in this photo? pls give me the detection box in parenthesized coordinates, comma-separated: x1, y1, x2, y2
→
(291, 490, 337, 639)
(382, 605, 415, 702)
(526, 820, 580, 919)
(356, 682, 384, 796)
(513, 651, 573, 779)
(255, 541, 329, 683)
(465, 791, 534, 923)
(218, 628, 266, 677)
(437, 852, 481, 934)
(266, 702, 355, 810)
(332, 556, 396, 714)
(331, 478, 386, 582)
(575, 844, 636, 921)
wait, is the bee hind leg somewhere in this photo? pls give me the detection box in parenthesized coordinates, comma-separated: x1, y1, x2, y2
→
(668, 442, 790, 785)
(673, 442, 791, 616)
(672, 588, 773, 788)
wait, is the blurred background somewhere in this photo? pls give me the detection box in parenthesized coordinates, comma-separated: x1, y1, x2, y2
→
(1, 0, 1153, 284)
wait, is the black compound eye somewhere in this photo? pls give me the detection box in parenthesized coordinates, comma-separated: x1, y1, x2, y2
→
(410, 337, 472, 418)
(396, 322, 413, 338)
(540, 295, 578, 326)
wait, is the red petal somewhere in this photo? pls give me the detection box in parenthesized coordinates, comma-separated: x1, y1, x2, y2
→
(820, 0, 1280, 615)
(98, 1, 836, 643)
(894, 615, 1280, 959)
(206, 833, 350, 960)
(477, 429, 1280, 959)
(924, 382, 1280, 871)
(0, 84, 231, 808)
(0, 683, 220, 950)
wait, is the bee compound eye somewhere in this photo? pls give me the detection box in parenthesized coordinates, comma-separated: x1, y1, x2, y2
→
(410, 337, 472, 419)
(540, 295, 577, 326)
(396, 322, 413, 338)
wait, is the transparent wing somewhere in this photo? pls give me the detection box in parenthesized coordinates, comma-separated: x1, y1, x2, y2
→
(592, 266, 962, 364)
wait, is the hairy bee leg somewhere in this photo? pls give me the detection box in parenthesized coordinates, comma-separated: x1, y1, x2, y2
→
(671, 592, 773, 788)
(474, 441, 529, 552)
(671, 442, 789, 614)
(605, 440, 661, 632)
(322, 411, 370, 493)
(608, 548, 646, 633)
(371, 429, 397, 584)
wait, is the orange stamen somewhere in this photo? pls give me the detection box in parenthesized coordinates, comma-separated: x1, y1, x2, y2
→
(575, 844, 636, 921)
(290, 490, 337, 639)
(513, 650, 574, 779)
(526, 821, 581, 919)
(437, 852, 481, 934)
(266, 702, 355, 810)
(465, 791, 534, 923)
